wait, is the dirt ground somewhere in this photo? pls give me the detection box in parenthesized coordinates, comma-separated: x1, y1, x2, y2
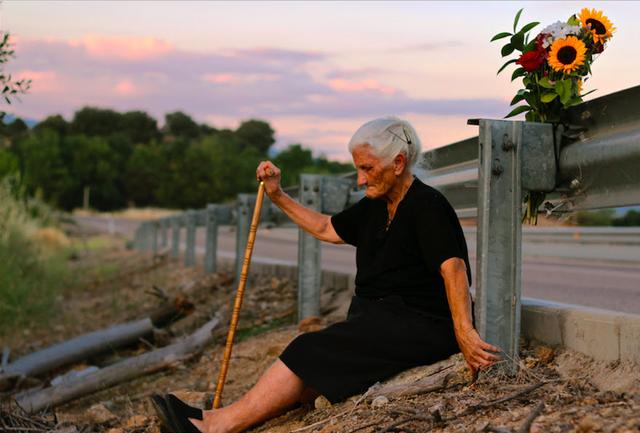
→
(1, 231, 639, 433)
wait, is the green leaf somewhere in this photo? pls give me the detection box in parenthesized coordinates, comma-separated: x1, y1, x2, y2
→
(491, 32, 512, 42)
(511, 68, 527, 81)
(510, 33, 525, 51)
(505, 105, 531, 118)
(555, 80, 566, 100)
(501, 44, 515, 57)
(497, 58, 517, 75)
(523, 40, 536, 52)
(513, 8, 524, 32)
(568, 14, 580, 26)
(560, 79, 573, 104)
(523, 76, 531, 86)
(524, 92, 538, 109)
(520, 21, 540, 34)
(539, 76, 555, 89)
(510, 92, 527, 106)
(541, 92, 558, 103)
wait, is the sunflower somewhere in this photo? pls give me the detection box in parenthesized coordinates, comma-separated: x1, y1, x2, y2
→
(548, 36, 587, 73)
(578, 8, 615, 44)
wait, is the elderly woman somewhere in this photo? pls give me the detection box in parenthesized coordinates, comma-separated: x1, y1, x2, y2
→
(154, 117, 500, 433)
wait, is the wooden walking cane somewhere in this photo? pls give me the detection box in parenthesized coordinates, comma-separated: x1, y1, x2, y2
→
(212, 174, 270, 409)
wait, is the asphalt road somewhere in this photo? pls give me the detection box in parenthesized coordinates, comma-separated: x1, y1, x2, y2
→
(75, 216, 640, 315)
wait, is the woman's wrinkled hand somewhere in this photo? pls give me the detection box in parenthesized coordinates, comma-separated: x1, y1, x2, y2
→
(455, 327, 502, 381)
(256, 161, 282, 198)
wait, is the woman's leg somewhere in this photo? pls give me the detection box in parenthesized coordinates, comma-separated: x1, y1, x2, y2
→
(190, 359, 310, 433)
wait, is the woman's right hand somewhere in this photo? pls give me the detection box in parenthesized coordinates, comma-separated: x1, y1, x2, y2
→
(256, 160, 282, 198)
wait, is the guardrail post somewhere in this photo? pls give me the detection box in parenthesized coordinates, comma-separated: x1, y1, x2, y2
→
(141, 222, 151, 251)
(160, 218, 169, 248)
(185, 210, 196, 267)
(235, 194, 252, 281)
(133, 226, 142, 250)
(204, 204, 219, 274)
(151, 221, 159, 255)
(298, 175, 323, 320)
(473, 119, 555, 370)
(171, 216, 181, 259)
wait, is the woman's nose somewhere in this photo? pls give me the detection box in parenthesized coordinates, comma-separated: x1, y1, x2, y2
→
(357, 172, 367, 187)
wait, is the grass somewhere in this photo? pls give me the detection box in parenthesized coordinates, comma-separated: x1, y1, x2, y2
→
(0, 178, 71, 334)
(0, 223, 68, 332)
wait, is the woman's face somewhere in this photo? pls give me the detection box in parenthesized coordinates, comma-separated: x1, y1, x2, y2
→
(351, 145, 397, 199)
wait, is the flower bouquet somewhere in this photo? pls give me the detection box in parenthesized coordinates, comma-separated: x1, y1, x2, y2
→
(491, 8, 614, 224)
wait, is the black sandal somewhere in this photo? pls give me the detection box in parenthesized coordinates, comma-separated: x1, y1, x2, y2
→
(150, 394, 178, 433)
(164, 393, 204, 433)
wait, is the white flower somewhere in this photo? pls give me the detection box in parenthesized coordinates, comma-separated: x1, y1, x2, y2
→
(540, 21, 581, 48)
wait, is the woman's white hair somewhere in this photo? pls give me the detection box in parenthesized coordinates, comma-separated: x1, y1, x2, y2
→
(348, 116, 421, 168)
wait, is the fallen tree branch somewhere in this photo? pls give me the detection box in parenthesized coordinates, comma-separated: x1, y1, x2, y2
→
(15, 315, 220, 413)
(457, 382, 546, 417)
(516, 401, 545, 433)
(0, 296, 194, 391)
(367, 367, 453, 401)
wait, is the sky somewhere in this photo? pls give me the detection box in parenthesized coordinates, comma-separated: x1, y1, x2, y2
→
(1, 1, 638, 161)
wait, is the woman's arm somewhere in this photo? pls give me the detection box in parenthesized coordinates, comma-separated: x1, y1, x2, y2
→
(256, 161, 344, 244)
(440, 257, 501, 378)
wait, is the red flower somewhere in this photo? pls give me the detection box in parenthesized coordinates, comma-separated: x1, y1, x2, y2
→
(516, 48, 546, 72)
(535, 33, 548, 50)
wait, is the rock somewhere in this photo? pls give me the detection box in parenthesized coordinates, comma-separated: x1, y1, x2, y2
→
(371, 395, 389, 408)
(124, 415, 149, 428)
(86, 403, 117, 424)
(314, 395, 332, 409)
(298, 316, 323, 333)
(577, 416, 601, 433)
(535, 346, 555, 364)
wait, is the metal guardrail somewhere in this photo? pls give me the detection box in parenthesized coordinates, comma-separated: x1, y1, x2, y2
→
(134, 84, 640, 366)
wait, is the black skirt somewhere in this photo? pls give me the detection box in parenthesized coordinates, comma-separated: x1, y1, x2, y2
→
(279, 295, 460, 403)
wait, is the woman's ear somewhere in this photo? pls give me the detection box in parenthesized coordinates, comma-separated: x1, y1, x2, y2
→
(393, 153, 407, 175)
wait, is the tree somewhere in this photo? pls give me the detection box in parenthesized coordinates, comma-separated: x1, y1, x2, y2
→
(70, 107, 123, 137)
(0, 32, 31, 120)
(235, 119, 275, 154)
(613, 209, 640, 226)
(66, 134, 123, 210)
(121, 110, 160, 144)
(163, 111, 200, 140)
(125, 144, 166, 207)
(34, 115, 69, 137)
(273, 144, 314, 186)
(18, 130, 72, 207)
(6, 117, 28, 139)
(0, 148, 17, 178)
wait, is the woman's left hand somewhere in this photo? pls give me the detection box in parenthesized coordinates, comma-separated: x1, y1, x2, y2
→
(455, 326, 502, 380)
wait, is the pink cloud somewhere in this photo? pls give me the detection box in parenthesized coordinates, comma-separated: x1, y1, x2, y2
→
(114, 79, 137, 96)
(14, 69, 58, 93)
(203, 73, 236, 84)
(327, 78, 397, 95)
(69, 34, 173, 60)
(201, 73, 280, 85)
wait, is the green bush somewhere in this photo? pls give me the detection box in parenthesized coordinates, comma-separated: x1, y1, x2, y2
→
(0, 178, 68, 331)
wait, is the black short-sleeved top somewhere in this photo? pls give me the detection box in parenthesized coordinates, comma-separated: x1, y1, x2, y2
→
(330, 177, 471, 320)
